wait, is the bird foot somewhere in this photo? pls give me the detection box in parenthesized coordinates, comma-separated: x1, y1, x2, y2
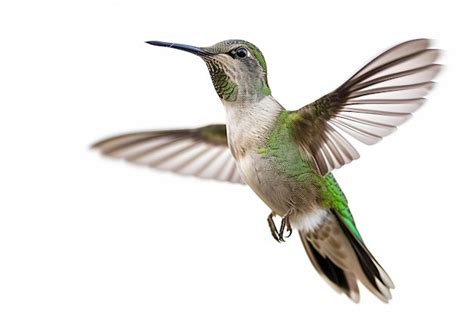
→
(267, 213, 280, 242)
(278, 214, 292, 242)
(267, 213, 293, 243)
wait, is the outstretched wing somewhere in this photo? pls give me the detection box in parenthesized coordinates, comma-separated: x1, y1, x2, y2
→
(293, 39, 441, 175)
(91, 124, 245, 184)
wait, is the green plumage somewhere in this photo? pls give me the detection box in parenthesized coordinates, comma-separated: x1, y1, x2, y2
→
(260, 110, 361, 239)
(321, 174, 361, 240)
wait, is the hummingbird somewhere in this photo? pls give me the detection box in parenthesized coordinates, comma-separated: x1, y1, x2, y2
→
(92, 38, 441, 302)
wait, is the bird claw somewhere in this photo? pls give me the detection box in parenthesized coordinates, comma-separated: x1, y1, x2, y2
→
(267, 213, 280, 242)
(267, 213, 293, 243)
(278, 215, 292, 242)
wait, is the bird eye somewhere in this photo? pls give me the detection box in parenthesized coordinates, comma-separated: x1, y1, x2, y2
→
(234, 47, 248, 58)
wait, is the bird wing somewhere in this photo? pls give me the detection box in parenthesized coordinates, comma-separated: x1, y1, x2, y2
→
(91, 124, 245, 184)
(291, 39, 441, 175)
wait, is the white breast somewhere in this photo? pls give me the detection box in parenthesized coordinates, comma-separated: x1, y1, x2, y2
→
(223, 96, 282, 160)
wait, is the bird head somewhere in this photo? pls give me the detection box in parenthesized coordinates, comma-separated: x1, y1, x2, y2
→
(146, 39, 271, 102)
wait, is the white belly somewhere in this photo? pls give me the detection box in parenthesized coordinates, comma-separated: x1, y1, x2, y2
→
(237, 151, 294, 217)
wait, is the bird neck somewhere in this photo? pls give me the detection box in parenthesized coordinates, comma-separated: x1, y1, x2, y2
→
(236, 79, 272, 103)
(214, 76, 271, 103)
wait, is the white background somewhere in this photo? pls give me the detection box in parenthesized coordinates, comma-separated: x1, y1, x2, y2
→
(1, 1, 473, 314)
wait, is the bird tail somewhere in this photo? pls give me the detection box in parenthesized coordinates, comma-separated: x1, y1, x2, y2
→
(299, 209, 394, 303)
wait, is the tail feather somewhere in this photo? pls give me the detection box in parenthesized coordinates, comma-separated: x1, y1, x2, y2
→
(300, 232, 360, 302)
(332, 208, 395, 292)
(300, 209, 393, 302)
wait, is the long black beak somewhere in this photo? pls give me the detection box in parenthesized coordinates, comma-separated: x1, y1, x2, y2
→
(145, 41, 214, 57)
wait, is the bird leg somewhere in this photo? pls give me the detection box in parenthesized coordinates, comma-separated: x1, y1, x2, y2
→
(278, 213, 293, 242)
(267, 213, 280, 242)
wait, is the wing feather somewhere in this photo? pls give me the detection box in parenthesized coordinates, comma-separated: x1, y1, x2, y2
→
(294, 39, 441, 175)
(92, 124, 245, 184)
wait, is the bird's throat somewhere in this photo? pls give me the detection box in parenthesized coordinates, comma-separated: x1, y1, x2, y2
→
(206, 59, 271, 103)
